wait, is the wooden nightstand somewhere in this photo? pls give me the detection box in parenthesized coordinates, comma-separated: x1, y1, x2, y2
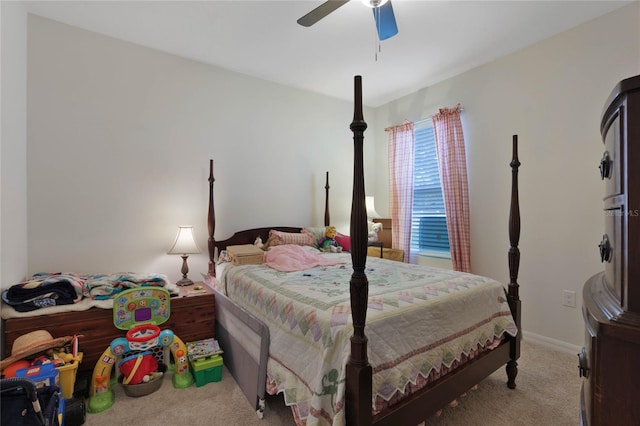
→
(3, 283, 215, 372)
(170, 282, 216, 348)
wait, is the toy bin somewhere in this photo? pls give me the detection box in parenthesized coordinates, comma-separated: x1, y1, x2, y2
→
(56, 352, 83, 399)
(191, 355, 222, 387)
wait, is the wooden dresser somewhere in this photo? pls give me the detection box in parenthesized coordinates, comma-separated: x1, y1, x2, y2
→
(580, 75, 640, 425)
(3, 284, 215, 373)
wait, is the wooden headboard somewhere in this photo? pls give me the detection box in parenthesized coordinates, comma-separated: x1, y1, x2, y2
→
(213, 227, 303, 252)
(206, 162, 331, 276)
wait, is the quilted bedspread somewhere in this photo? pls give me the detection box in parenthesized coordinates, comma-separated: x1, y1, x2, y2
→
(217, 252, 518, 426)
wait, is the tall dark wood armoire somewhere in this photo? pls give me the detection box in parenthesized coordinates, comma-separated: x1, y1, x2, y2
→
(580, 75, 640, 425)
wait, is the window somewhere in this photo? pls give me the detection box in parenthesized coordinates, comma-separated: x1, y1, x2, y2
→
(410, 122, 450, 255)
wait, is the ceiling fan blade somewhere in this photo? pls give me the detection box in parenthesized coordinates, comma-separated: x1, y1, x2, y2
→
(373, 0, 398, 40)
(297, 0, 351, 27)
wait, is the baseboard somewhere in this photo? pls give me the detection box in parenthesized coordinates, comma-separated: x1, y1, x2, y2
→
(522, 330, 582, 356)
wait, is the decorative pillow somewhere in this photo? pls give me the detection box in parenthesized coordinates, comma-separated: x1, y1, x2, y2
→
(262, 236, 281, 250)
(268, 230, 314, 247)
(302, 227, 327, 245)
(335, 233, 351, 252)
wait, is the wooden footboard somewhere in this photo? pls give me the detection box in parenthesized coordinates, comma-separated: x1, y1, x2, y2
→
(374, 342, 512, 426)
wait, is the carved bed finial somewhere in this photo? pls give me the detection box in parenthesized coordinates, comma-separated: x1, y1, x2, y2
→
(506, 135, 521, 389)
(508, 135, 521, 301)
(325, 171, 330, 227)
(208, 159, 216, 276)
(345, 75, 373, 426)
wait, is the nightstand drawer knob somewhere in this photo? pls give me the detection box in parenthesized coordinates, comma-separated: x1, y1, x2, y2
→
(599, 151, 612, 180)
(599, 234, 612, 263)
(578, 347, 589, 378)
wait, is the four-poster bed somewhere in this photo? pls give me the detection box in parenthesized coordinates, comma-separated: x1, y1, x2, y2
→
(205, 76, 522, 425)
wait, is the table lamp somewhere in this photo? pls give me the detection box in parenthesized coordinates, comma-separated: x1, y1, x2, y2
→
(366, 196, 382, 220)
(167, 226, 201, 286)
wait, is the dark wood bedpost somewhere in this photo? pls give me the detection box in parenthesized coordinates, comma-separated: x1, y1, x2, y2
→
(506, 135, 521, 389)
(346, 75, 373, 426)
(208, 159, 216, 277)
(325, 171, 331, 227)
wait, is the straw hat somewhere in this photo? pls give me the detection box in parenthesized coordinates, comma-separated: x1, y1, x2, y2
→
(0, 330, 74, 370)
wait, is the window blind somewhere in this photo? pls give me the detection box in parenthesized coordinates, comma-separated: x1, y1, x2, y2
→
(411, 124, 450, 253)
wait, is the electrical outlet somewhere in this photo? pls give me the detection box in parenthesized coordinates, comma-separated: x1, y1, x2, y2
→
(562, 290, 576, 308)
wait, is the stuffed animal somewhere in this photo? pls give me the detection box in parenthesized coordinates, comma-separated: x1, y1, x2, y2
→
(254, 236, 265, 249)
(368, 220, 383, 243)
(317, 226, 342, 253)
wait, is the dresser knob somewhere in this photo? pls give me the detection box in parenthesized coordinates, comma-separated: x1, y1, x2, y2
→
(599, 234, 612, 263)
(578, 347, 589, 378)
(599, 151, 612, 180)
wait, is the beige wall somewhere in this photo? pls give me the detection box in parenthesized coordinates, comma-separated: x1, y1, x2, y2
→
(372, 3, 640, 348)
(25, 15, 376, 284)
(1, 2, 28, 287)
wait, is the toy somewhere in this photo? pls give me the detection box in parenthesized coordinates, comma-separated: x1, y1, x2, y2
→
(52, 350, 76, 365)
(367, 220, 383, 243)
(254, 236, 265, 249)
(88, 287, 193, 413)
(119, 352, 158, 385)
(317, 226, 342, 253)
(27, 347, 70, 368)
(1, 360, 30, 378)
(0, 330, 75, 371)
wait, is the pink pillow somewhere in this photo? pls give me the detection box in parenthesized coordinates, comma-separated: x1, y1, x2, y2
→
(335, 233, 351, 252)
(269, 230, 314, 246)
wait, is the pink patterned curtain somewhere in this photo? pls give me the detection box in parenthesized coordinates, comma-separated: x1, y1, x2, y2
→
(385, 121, 414, 261)
(432, 105, 471, 272)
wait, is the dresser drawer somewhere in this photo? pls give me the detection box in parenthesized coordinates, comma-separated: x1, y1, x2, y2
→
(600, 108, 622, 198)
(602, 208, 623, 304)
(580, 306, 596, 424)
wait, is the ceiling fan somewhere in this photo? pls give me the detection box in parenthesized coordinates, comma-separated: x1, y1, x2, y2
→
(297, 0, 398, 41)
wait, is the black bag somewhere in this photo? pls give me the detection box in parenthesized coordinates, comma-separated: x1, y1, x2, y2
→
(1, 378, 61, 426)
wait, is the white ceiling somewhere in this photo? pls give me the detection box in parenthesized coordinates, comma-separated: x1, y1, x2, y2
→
(22, 0, 632, 107)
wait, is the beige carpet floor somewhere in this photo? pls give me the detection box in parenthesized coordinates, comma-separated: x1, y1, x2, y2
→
(85, 339, 580, 425)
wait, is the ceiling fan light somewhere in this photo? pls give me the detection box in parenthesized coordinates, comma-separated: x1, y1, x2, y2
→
(361, 0, 389, 8)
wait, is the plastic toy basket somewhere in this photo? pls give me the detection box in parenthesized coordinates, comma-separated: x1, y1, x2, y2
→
(118, 360, 167, 398)
(57, 352, 83, 399)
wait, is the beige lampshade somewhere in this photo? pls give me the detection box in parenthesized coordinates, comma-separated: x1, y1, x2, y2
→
(365, 196, 382, 219)
(167, 226, 201, 255)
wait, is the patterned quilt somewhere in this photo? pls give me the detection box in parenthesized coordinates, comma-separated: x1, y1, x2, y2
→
(217, 251, 518, 426)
